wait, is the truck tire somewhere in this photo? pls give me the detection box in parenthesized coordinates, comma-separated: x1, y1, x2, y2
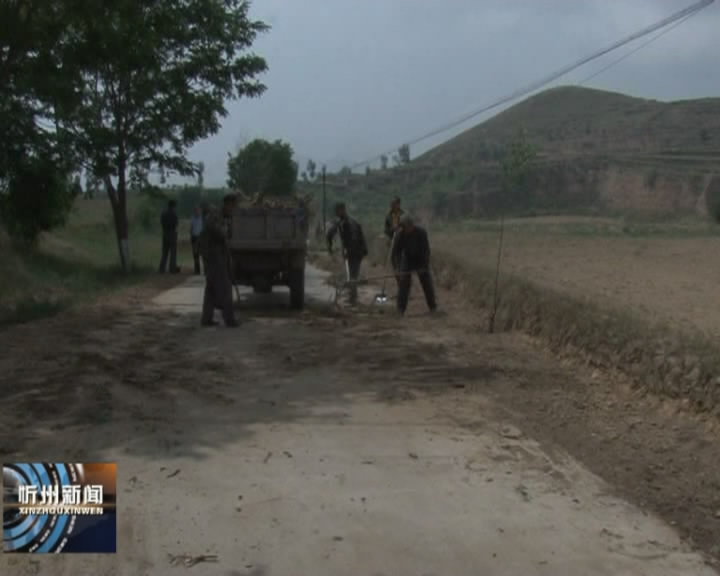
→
(289, 269, 305, 310)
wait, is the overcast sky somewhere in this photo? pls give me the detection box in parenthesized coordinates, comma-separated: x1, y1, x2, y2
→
(189, 0, 720, 186)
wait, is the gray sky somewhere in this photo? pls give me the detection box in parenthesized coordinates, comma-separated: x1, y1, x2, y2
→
(189, 0, 720, 187)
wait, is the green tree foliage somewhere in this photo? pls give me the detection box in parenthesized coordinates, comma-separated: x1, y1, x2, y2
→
(129, 165, 149, 194)
(0, 152, 77, 243)
(501, 130, 536, 211)
(52, 0, 269, 269)
(71, 175, 83, 198)
(380, 155, 388, 170)
(397, 144, 411, 165)
(0, 1, 78, 239)
(85, 173, 102, 199)
(227, 139, 298, 196)
(306, 159, 317, 181)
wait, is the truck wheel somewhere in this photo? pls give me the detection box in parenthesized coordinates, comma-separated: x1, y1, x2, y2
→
(289, 269, 305, 310)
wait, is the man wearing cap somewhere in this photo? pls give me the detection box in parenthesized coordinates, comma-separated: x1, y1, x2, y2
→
(391, 214, 437, 316)
(326, 202, 368, 306)
(199, 195, 238, 327)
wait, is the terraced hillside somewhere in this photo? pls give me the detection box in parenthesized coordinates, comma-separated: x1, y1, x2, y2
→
(306, 86, 720, 224)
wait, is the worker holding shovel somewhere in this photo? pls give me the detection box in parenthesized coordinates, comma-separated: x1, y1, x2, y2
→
(326, 202, 368, 306)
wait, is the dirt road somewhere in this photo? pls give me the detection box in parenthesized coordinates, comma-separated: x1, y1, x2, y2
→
(1, 266, 719, 575)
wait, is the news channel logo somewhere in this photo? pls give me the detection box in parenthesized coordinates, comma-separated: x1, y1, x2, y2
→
(2, 462, 116, 553)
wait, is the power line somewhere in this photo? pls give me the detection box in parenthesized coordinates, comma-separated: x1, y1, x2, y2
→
(578, 12, 700, 86)
(349, 0, 714, 170)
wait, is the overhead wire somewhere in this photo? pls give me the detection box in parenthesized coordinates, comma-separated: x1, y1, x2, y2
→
(348, 0, 714, 170)
(577, 11, 701, 86)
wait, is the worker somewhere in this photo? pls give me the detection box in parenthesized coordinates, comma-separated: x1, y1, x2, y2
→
(384, 196, 404, 241)
(392, 214, 437, 316)
(326, 202, 368, 306)
(383, 196, 404, 280)
(190, 204, 203, 275)
(199, 195, 239, 327)
(159, 199, 180, 273)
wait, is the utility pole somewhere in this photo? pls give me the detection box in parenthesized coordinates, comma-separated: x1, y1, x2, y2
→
(322, 165, 327, 234)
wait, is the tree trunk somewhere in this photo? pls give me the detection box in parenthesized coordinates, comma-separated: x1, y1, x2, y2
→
(105, 172, 130, 272)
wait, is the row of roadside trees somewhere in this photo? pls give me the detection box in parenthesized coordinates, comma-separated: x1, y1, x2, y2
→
(0, 0, 269, 270)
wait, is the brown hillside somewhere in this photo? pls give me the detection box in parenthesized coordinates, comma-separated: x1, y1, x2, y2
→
(418, 86, 720, 164)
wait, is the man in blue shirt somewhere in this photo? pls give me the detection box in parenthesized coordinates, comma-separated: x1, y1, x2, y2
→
(190, 204, 203, 275)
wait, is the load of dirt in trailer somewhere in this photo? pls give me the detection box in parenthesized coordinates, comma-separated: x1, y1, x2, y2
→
(234, 191, 313, 211)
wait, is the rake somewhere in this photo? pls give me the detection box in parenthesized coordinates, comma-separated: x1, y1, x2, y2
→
(331, 269, 427, 306)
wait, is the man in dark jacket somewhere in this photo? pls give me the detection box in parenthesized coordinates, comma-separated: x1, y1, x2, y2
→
(159, 200, 180, 273)
(392, 214, 437, 316)
(199, 195, 238, 327)
(326, 203, 368, 305)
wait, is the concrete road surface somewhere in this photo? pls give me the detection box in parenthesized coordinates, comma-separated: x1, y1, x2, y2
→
(2, 265, 716, 576)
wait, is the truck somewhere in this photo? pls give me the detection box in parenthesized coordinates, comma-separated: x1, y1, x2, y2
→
(228, 197, 310, 310)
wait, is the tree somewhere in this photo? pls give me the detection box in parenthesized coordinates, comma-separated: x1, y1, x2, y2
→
(0, 152, 77, 243)
(397, 143, 410, 165)
(129, 165, 149, 194)
(197, 162, 205, 189)
(365, 166, 371, 177)
(227, 139, 298, 196)
(71, 175, 84, 198)
(0, 1, 78, 239)
(380, 155, 388, 170)
(306, 159, 317, 181)
(85, 173, 102, 199)
(489, 130, 535, 334)
(53, 0, 268, 270)
(501, 130, 536, 211)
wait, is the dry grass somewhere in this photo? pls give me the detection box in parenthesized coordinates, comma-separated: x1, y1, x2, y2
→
(434, 218, 720, 340)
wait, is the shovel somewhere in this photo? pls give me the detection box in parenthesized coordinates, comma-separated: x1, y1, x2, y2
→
(374, 233, 397, 304)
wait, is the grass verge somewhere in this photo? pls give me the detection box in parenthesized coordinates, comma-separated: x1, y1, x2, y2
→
(0, 197, 192, 327)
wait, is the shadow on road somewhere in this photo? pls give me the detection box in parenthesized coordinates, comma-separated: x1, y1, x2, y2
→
(0, 291, 503, 464)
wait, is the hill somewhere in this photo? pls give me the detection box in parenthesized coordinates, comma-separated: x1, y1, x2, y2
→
(303, 86, 720, 226)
